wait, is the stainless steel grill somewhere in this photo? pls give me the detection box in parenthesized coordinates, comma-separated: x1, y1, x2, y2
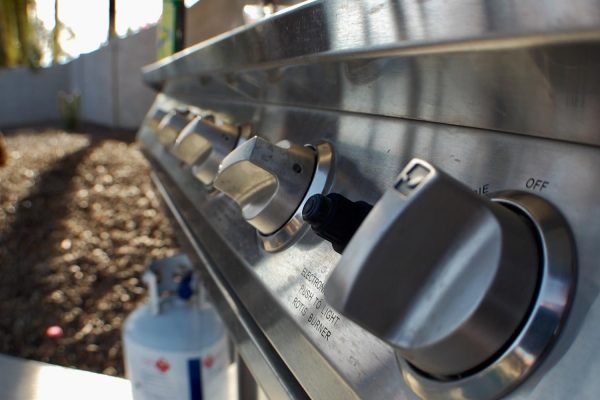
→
(137, 1, 600, 398)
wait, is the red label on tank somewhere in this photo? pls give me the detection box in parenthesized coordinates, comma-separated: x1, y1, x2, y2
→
(155, 358, 170, 373)
(203, 355, 215, 369)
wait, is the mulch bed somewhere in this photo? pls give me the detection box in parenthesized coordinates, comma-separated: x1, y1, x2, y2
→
(0, 128, 179, 376)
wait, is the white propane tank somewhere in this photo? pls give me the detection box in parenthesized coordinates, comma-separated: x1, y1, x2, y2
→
(123, 255, 229, 400)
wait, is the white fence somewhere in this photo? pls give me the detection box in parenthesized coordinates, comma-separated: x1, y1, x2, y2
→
(0, 27, 157, 130)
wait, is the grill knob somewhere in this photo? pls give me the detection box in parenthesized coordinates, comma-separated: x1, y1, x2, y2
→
(325, 158, 544, 378)
(213, 136, 316, 235)
(147, 108, 168, 130)
(156, 110, 190, 146)
(171, 117, 240, 186)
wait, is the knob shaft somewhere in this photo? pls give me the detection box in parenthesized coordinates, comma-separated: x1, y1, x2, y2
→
(213, 137, 316, 235)
(325, 159, 540, 378)
(303, 193, 372, 253)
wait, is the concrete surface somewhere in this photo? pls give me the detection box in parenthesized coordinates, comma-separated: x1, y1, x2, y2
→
(0, 354, 133, 400)
(0, 353, 263, 400)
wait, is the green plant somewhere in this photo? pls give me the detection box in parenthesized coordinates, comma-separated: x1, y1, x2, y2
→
(58, 91, 81, 131)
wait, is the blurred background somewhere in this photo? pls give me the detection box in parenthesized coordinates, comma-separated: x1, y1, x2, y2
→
(0, 0, 298, 378)
(0, 0, 291, 130)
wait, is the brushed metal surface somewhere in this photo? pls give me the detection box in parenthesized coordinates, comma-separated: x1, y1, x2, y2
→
(143, 0, 600, 146)
(140, 94, 600, 399)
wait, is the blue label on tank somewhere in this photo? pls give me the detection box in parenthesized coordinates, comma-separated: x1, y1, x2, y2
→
(188, 358, 203, 400)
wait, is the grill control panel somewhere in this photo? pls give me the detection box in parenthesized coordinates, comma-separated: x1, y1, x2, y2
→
(140, 96, 597, 400)
(146, 108, 335, 251)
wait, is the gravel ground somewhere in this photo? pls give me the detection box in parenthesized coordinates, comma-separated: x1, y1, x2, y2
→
(0, 129, 179, 376)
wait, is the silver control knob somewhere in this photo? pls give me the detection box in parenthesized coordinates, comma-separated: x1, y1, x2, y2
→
(156, 110, 190, 146)
(147, 108, 168, 130)
(213, 136, 316, 235)
(325, 159, 543, 378)
(171, 117, 239, 186)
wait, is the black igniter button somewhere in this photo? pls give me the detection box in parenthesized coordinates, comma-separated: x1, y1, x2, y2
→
(302, 193, 372, 253)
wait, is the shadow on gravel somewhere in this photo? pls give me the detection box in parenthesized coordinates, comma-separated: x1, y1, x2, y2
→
(0, 131, 179, 376)
(0, 139, 103, 360)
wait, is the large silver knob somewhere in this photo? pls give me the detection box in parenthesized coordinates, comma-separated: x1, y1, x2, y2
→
(213, 136, 316, 235)
(325, 159, 542, 378)
(171, 117, 239, 186)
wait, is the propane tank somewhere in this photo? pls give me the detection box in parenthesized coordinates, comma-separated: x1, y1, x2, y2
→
(123, 255, 229, 400)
